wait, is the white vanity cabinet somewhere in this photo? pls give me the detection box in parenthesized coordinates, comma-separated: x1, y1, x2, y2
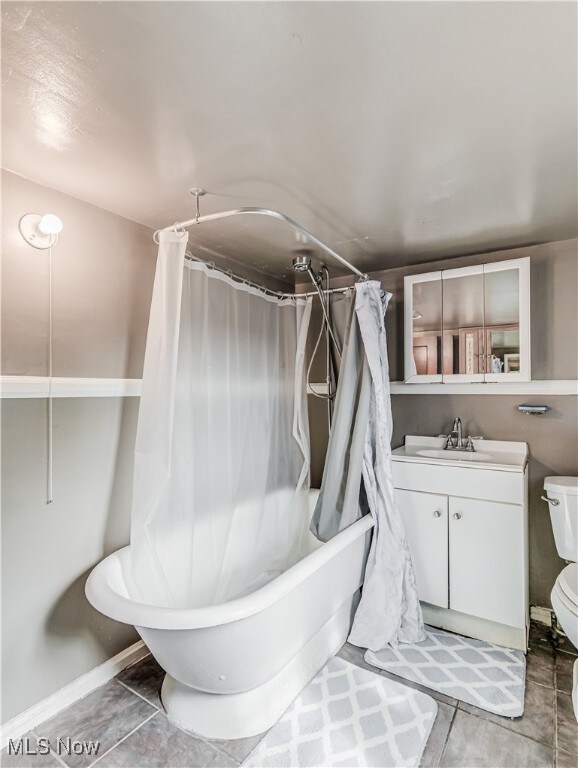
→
(394, 489, 449, 609)
(448, 497, 526, 630)
(392, 436, 529, 651)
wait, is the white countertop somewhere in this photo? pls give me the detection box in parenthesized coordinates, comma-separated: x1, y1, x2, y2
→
(391, 435, 528, 473)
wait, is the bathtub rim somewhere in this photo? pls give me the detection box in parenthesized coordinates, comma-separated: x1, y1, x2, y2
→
(86, 514, 373, 631)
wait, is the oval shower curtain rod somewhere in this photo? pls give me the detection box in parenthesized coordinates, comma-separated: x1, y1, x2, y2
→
(184, 250, 355, 302)
(154, 206, 369, 282)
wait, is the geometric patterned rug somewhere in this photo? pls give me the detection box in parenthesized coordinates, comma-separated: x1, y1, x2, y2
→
(365, 625, 526, 718)
(242, 656, 437, 767)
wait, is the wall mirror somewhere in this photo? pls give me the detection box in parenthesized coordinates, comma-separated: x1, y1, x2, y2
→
(404, 257, 530, 383)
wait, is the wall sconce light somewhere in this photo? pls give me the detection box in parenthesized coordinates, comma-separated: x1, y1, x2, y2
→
(19, 213, 63, 249)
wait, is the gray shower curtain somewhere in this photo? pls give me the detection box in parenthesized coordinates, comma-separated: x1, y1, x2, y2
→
(310, 280, 425, 651)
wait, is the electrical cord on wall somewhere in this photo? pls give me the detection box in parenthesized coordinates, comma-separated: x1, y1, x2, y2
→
(47, 240, 53, 504)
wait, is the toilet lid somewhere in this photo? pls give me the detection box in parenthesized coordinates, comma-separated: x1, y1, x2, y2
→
(544, 476, 578, 496)
(559, 564, 578, 607)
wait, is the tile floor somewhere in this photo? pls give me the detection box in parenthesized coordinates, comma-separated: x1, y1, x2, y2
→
(2, 623, 576, 768)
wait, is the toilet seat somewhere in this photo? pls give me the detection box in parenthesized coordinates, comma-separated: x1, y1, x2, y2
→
(552, 565, 578, 652)
(553, 580, 577, 620)
(558, 563, 578, 609)
(543, 475, 578, 722)
(552, 569, 578, 721)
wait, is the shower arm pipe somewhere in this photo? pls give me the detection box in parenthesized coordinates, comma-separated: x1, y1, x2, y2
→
(154, 207, 369, 282)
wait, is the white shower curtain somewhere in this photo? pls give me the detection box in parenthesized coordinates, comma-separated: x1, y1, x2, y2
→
(310, 281, 425, 650)
(348, 281, 425, 650)
(130, 231, 312, 608)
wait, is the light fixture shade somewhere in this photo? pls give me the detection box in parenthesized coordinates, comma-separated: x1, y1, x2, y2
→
(19, 213, 63, 249)
(39, 214, 63, 235)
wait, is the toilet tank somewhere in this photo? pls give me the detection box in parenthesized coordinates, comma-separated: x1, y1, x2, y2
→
(544, 477, 578, 561)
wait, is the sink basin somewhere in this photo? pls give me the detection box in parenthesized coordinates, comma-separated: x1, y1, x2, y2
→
(391, 436, 529, 472)
(416, 449, 494, 461)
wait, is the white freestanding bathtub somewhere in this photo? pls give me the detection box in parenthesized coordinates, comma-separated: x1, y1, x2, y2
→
(86, 491, 373, 739)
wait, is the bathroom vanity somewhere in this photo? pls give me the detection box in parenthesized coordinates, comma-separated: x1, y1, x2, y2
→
(392, 436, 529, 651)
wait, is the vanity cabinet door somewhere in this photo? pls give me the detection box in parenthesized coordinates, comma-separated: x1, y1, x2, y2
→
(449, 497, 525, 628)
(395, 489, 448, 608)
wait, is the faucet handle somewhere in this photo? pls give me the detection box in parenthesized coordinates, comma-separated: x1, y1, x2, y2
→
(439, 434, 453, 449)
(465, 436, 475, 452)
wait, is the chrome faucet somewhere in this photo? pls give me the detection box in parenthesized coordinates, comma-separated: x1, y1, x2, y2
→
(451, 417, 463, 450)
(440, 417, 480, 452)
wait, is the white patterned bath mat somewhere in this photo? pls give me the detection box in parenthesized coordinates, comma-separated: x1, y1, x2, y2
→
(365, 625, 526, 717)
(242, 656, 437, 768)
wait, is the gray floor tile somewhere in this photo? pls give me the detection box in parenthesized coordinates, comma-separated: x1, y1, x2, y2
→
(556, 692, 578, 756)
(205, 751, 240, 768)
(527, 646, 556, 689)
(1, 733, 62, 768)
(458, 678, 555, 746)
(551, 629, 578, 657)
(220, 734, 264, 763)
(441, 710, 554, 767)
(37, 680, 156, 768)
(556, 750, 578, 768)
(116, 655, 165, 709)
(336, 641, 377, 673)
(556, 653, 577, 695)
(95, 713, 217, 768)
(420, 702, 456, 768)
(530, 622, 557, 653)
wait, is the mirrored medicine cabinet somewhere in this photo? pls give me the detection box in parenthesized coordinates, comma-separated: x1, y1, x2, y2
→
(404, 257, 530, 383)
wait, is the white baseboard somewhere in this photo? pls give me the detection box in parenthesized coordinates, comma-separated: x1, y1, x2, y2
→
(530, 605, 554, 626)
(0, 641, 148, 750)
(421, 602, 526, 651)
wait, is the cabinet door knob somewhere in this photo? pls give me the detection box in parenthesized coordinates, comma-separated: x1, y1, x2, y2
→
(433, 510, 442, 518)
(453, 512, 462, 520)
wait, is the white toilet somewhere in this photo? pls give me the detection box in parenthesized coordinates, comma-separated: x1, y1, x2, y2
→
(543, 476, 578, 720)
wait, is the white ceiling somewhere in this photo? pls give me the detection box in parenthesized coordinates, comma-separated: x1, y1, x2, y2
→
(2, 1, 577, 285)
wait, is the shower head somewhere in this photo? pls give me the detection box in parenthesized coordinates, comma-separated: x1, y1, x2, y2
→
(292, 254, 312, 273)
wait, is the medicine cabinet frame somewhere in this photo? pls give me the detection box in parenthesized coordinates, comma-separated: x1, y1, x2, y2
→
(404, 257, 531, 384)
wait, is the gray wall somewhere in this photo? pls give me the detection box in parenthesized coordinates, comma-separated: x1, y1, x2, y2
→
(1, 398, 140, 722)
(2, 170, 157, 378)
(310, 239, 578, 608)
(371, 238, 578, 383)
(1, 172, 157, 722)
